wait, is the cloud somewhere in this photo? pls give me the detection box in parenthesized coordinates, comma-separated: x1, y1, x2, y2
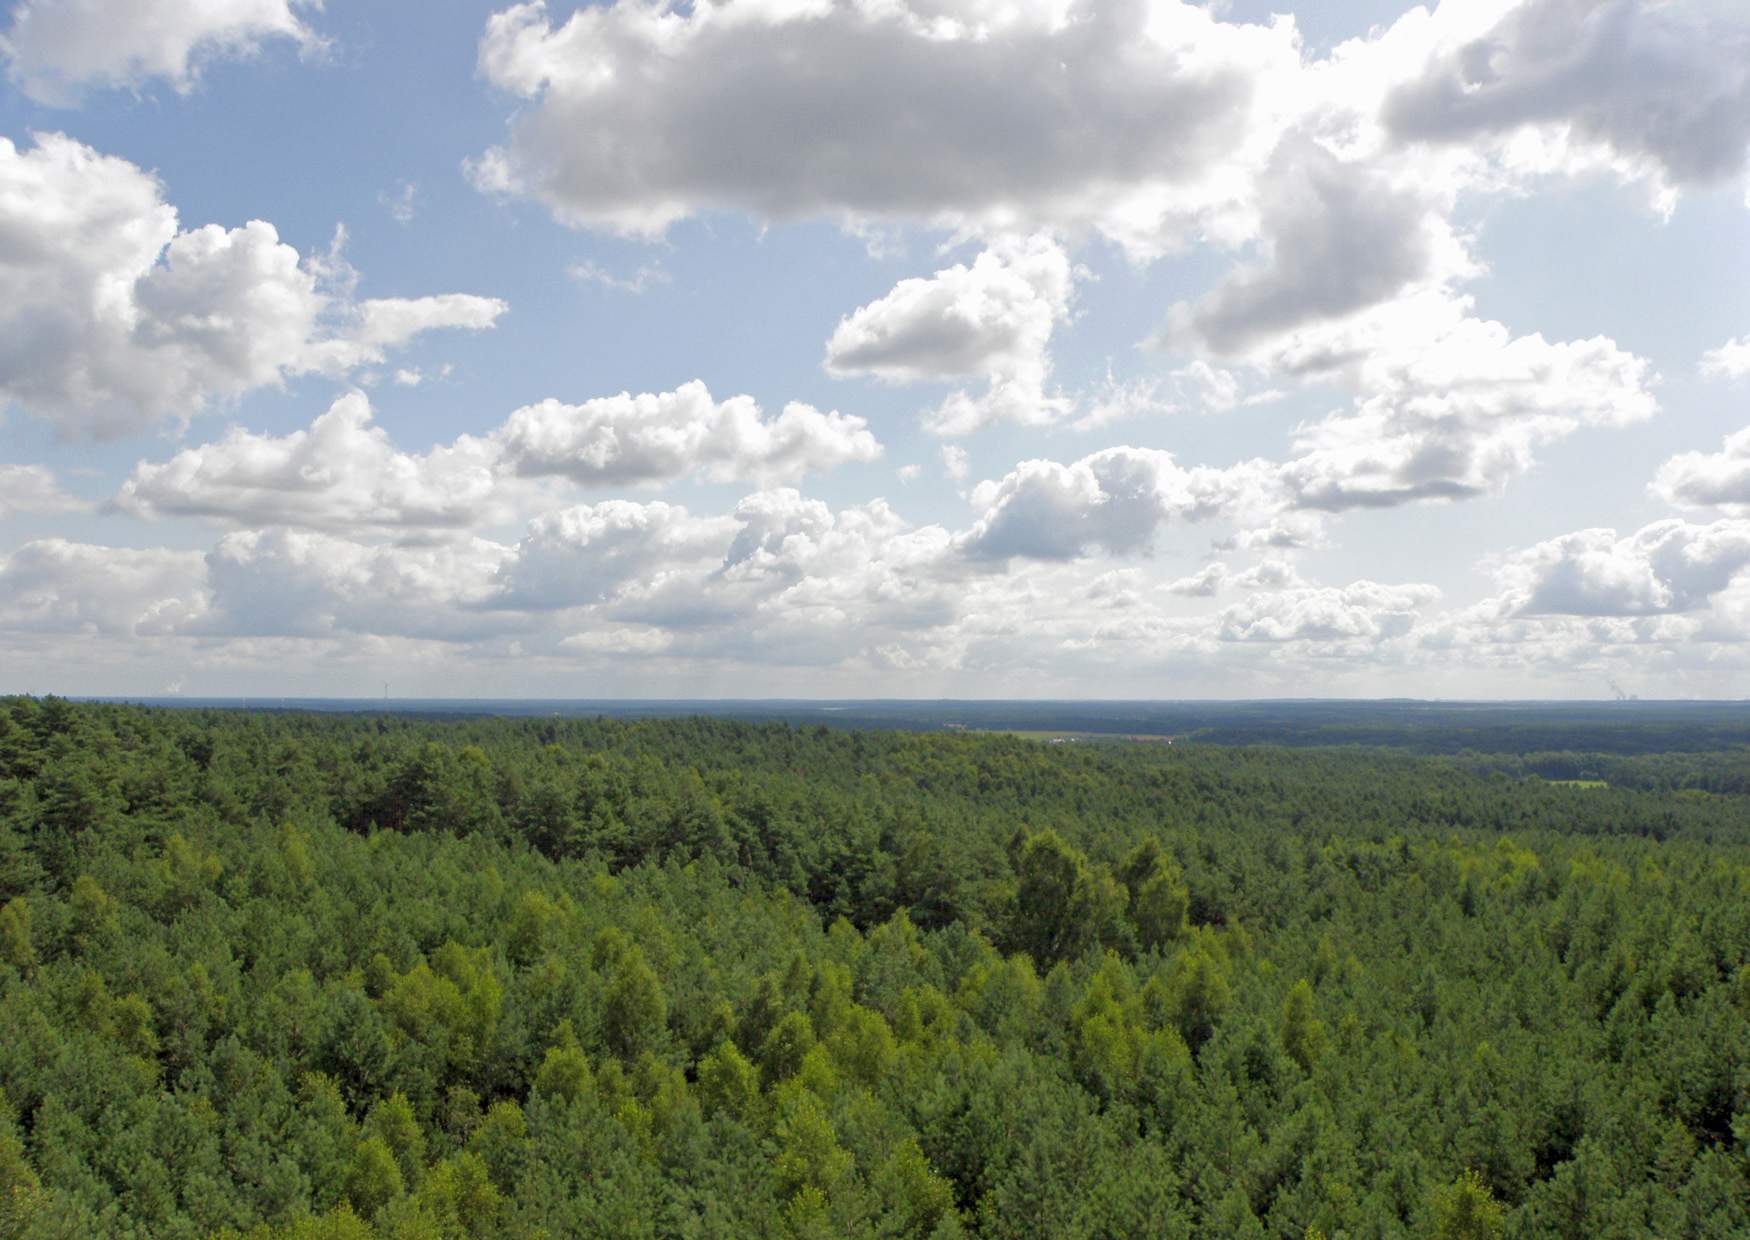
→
(199, 528, 513, 641)
(11, 493, 1744, 694)
(825, 235, 1073, 433)
(341, 294, 508, 361)
(1233, 558, 1307, 590)
(958, 450, 1183, 562)
(468, 0, 1740, 500)
(1165, 563, 1227, 597)
(1269, 293, 1657, 510)
(471, 0, 1303, 255)
(496, 380, 881, 486)
(1216, 579, 1440, 643)
(112, 392, 512, 531)
(712, 489, 961, 642)
(1702, 336, 1750, 380)
(1170, 139, 1472, 357)
(0, 539, 207, 636)
(488, 502, 730, 611)
(957, 447, 1274, 562)
(568, 259, 670, 294)
(1383, 0, 1750, 199)
(1073, 374, 1173, 432)
(901, 286, 1653, 562)
(825, 240, 1068, 382)
(1490, 519, 1750, 617)
(596, 488, 961, 665)
(2, 0, 319, 106)
(1654, 427, 1750, 515)
(0, 134, 506, 439)
(473, 0, 1746, 374)
(0, 465, 83, 518)
(559, 626, 672, 657)
(1214, 511, 1326, 553)
(380, 181, 418, 225)
(112, 381, 885, 532)
(8, 0, 1746, 700)
(1072, 363, 1257, 431)
(0, 527, 523, 649)
(1173, 362, 1245, 414)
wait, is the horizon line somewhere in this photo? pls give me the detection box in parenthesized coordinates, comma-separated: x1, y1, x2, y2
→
(29, 694, 1750, 707)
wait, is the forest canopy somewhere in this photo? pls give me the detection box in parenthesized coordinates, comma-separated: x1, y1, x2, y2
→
(1, 697, 1747, 1237)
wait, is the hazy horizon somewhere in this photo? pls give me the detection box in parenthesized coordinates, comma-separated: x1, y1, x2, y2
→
(63, 695, 1750, 705)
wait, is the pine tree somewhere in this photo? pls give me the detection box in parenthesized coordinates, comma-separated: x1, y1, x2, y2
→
(602, 947, 668, 1061)
(1430, 1169, 1505, 1240)
(1280, 979, 1326, 1072)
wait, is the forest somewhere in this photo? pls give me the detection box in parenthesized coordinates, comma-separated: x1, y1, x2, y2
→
(1, 696, 1748, 1237)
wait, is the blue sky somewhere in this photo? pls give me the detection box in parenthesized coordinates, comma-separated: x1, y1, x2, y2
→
(2, 0, 1749, 699)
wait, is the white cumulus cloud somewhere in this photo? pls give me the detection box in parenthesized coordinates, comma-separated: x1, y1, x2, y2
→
(1654, 426, 1750, 515)
(496, 380, 881, 487)
(1701, 336, 1750, 380)
(199, 528, 514, 642)
(1165, 563, 1227, 597)
(112, 382, 885, 532)
(112, 392, 512, 531)
(825, 235, 1073, 434)
(0, 465, 83, 518)
(471, 0, 1304, 255)
(1490, 519, 1750, 617)
(488, 501, 731, 612)
(957, 447, 1276, 562)
(0, 539, 207, 636)
(2, 0, 320, 106)
(1216, 579, 1440, 643)
(0, 133, 506, 439)
(1269, 293, 1657, 510)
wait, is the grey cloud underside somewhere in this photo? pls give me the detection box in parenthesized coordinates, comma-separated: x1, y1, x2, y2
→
(955, 445, 1321, 564)
(1179, 143, 1444, 357)
(1499, 520, 1750, 619)
(957, 450, 1208, 562)
(827, 312, 1006, 379)
(1654, 429, 1750, 515)
(1262, 300, 1657, 512)
(475, 0, 1293, 242)
(1385, 0, 1750, 187)
(823, 236, 1074, 433)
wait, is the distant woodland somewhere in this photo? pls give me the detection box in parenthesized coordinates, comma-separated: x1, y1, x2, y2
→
(1, 697, 1748, 1237)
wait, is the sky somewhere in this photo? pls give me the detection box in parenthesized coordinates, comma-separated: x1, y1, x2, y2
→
(1, 0, 1749, 700)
